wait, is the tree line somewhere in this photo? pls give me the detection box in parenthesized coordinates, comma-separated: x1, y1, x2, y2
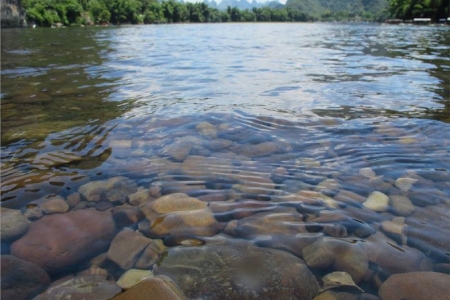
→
(22, 0, 315, 26)
(21, 0, 449, 27)
(388, 0, 448, 20)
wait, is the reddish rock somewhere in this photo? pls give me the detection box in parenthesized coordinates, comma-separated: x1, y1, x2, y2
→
(379, 272, 450, 300)
(1, 255, 51, 300)
(11, 209, 116, 275)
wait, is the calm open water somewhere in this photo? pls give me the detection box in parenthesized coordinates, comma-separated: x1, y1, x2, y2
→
(1, 23, 450, 299)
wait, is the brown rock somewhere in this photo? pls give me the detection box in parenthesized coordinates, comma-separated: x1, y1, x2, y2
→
(78, 180, 108, 202)
(107, 229, 152, 270)
(33, 274, 121, 300)
(210, 200, 276, 221)
(111, 277, 188, 300)
(390, 195, 415, 216)
(67, 192, 81, 208)
(231, 141, 288, 158)
(256, 233, 324, 258)
(313, 290, 359, 300)
(196, 122, 217, 138)
(134, 239, 166, 269)
(379, 272, 450, 300)
(112, 204, 145, 229)
(105, 176, 138, 204)
(128, 188, 152, 206)
(224, 210, 308, 238)
(40, 196, 70, 214)
(1, 255, 51, 300)
(143, 209, 218, 238)
(303, 237, 369, 284)
(11, 209, 116, 274)
(139, 193, 207, 220)
(362, 232, 432, 276)
(164, 141, 193, 162)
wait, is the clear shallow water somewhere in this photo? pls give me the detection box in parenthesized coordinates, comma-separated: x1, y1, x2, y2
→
(1, 23, 450, 299)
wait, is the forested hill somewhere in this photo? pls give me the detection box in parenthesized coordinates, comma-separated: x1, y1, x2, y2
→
(285, 0, 388, 19)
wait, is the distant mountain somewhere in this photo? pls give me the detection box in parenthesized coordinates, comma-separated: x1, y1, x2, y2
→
(285, 0, 388, 17)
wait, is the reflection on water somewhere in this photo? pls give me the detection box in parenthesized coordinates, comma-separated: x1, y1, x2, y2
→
(1, 23, 450, 300)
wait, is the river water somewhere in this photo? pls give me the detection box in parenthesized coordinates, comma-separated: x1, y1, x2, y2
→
(1, 23, 449, 299)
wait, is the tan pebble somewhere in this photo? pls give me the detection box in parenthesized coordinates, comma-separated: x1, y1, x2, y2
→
(359, 168, 376, 179)
(363, 191, 389, 212)
(395, 177, 418, 191)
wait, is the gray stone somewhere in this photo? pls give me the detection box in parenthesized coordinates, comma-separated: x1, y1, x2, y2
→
(1, 207, 30, 241)
(154, 236, 319, 300)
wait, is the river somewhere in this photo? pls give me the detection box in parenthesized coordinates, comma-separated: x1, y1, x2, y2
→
(1, 23, 449, 299)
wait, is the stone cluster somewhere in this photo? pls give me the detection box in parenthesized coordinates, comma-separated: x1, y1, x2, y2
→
(1, 117, 449, 300)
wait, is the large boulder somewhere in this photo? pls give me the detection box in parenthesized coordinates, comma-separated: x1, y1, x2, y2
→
(154, 236, 319, 300)
(1, 255, 51, 300)
(11, 209, 116, 274)
(379, 272, 450, 300)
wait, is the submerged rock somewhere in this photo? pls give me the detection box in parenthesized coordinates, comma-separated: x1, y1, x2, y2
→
(0, 207, 30, 242)
(1, 255, 51, 300)
(362, 191, 389, 212)
(389, 195, 415, 216)
(39, 196, 70, 214)
(319, 271, 364, 294)
(379, 272, 450, 300)
(394, 177, 417, 191)
(139, 193, 217, 238)
(154, 236, 319, 300)
(405, 204, 450, 262)
(106, 229, 152, 270)
(11, 209, 116, 275)
(111, 276, 188, 300)
(117, 269, 154, 289)
(33, 274, 121, 300)
(302, 237, 369, 284)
